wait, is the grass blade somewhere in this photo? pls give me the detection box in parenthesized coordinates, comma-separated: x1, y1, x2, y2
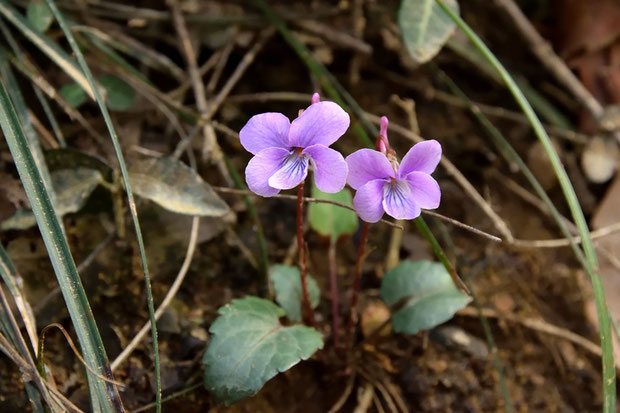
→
(0, 243, 38, 353)
(0, 0, 94, 99)
(0, 79, 123, 411)
(0, 19, 66, 147)
(0, 45, 57, 211)
(436, 2, 616, 410)
(43, 1, 162, 411)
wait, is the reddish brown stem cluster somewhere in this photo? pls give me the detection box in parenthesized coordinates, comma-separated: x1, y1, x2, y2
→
(344, 221, 369, 350)
(297, 182, 316, 327)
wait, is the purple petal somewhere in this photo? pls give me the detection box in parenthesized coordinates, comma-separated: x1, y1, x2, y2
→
(268, 151, 309, 190)
(345, 149, 395, 190)
(353, 179, 388, 223)
(245, 147, 290, 197)
(382, 179, 421, 220)
(398, 140, 442, 177)
(240, 112, 291, 155)
(303, 144, 348, 193)
(289, 101, 350, 148)
(406, 172, 441, 209)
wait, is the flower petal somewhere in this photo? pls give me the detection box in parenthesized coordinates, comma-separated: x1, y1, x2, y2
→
(289, 101, 350, 148)
(245, 147, 290, 197)
(303, 144, 348, 193)
(398, 140, 442, 177)
(406, 172, 441, 209)
(239, 112, 291, 155)
(345, 149, 395, 190)
(382, 180, 421, 220)
(268, 151, 310, 190)
(353, 179, 387, 223)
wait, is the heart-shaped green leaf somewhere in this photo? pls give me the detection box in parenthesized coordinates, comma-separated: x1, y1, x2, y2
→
(128, 157, 229, 217)
(308, 184, 358, 241)
(203, 297, 323, 405)
(270, 264, 320, 322)
(399, 0, 459, 63)
(381, 260, 470, 334)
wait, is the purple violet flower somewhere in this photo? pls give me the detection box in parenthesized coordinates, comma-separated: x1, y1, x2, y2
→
(346, 120, 442, 222)
(240, 95, 350, 197)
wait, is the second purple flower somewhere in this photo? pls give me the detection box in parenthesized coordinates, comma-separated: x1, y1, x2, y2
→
(240, 99, 350, 197)
(346, 138, 442, 223)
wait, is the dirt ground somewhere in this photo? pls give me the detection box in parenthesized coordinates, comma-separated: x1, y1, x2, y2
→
(1, 0, 618, 412)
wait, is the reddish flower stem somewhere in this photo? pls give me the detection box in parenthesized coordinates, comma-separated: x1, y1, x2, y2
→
(328, 239, 340, 349)
(344, 221, 369, 350)
(297, 182, 316, 327)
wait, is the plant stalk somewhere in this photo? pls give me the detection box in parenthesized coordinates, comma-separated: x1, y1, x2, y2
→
(297, 182, 316, 326)
(345, 221, 369, 350)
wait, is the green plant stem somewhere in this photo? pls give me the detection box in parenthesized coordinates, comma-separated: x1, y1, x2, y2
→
(297, 182, 316, 326)
(413, 217, 469, 294)
(44, 1, 161, 411)
(436, 2, 615, 411)
(344, 222, 369, 350)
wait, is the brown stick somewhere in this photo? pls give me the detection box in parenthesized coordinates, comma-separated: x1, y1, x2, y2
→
(492, 0, 603, 120)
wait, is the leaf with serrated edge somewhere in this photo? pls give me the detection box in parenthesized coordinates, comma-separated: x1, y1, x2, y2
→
(129, 157, 229, 217)
(399, 0, 459, 63)
(203, 297, 323, 405)
(381, 260, 471, 334)
(309, 184, 358, 241)
(270, 264, 320, 322)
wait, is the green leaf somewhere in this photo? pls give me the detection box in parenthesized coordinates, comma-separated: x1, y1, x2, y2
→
(129, 157, 229, 217)
(59, 83, 86, 108)
(98, 75, 135, 111)
(26, 1, 52, 32)
(203, 297, 323, 405)
(398, 0, 459, 63)
(270, 264, 320, 322)
(381, 260, 471, 334)
(59, 75, 136, 111)
(1, 168, 102, 231)
(308, 184, 358, 241)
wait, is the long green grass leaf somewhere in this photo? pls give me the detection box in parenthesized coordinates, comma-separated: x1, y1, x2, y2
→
(0, 45, 57, 210)
(0, 19, 66, 147)
(436, 2, 615, 411)
(0, 79, 123, 412)
(0, 0, 94, 98)
(43, 1, 162, 411)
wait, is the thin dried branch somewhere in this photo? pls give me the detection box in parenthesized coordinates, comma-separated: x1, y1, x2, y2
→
(492, 0, 603, 119)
